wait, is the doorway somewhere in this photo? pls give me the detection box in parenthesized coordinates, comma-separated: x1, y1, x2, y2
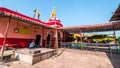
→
(36, 34, 41, 47)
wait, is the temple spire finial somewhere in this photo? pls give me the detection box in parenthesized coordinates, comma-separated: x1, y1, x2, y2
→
(50, 6, 56, 18)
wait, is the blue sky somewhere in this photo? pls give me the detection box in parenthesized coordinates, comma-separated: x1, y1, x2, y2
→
(0, 0, 120, 27)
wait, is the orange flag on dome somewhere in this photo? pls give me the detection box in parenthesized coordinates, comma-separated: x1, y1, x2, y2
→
(38, 10, 40, 20)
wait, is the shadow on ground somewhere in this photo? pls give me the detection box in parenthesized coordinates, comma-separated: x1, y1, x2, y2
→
(106, 51, 120, 68)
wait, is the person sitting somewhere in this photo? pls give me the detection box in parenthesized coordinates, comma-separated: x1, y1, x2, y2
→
(29, 40, 35, 49)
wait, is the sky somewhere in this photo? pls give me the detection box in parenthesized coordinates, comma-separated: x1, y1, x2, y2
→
(0, 0, 120, 27)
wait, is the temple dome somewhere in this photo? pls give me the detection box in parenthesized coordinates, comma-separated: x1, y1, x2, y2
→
(47, 17, 63, 28)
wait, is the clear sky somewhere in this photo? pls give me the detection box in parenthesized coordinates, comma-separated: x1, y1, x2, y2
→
(0, 0, 120, 27)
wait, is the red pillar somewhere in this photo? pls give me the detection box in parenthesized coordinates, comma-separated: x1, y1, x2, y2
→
(54, 28, 58, 49)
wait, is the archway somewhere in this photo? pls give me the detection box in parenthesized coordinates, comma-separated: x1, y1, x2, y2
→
(46, 31, 54, 48)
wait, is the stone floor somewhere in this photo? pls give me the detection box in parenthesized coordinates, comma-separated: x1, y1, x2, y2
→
(0, 48, 120, 68)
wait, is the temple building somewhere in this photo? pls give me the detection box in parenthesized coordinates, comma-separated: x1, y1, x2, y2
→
(0, 6, 63, 49)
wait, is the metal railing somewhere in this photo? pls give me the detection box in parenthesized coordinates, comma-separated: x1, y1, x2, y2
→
(61, 42, 118, 56)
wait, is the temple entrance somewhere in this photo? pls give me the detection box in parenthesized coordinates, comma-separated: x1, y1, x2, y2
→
(35, 34, 41, 47)
(46, 31, 54, 48)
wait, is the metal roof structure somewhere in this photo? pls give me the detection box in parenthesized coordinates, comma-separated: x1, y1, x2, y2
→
(110, 5, 120, 21)
(60, 22, 120, 33)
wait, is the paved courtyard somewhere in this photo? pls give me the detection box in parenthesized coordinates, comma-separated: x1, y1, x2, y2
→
(0, 48, 120, 68)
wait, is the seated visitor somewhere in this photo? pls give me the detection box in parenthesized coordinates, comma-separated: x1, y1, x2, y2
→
(29, 40, 35, 48)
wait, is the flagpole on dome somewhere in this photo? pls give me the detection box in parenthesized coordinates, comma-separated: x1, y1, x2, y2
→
(33, 9, 37, 18)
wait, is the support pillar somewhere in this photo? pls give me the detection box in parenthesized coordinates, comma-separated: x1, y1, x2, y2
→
(113, 30, 116, 40)
(54, 28, 58, 53)
(54, 28, 58, 48)
(1, 16, 11, 61)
